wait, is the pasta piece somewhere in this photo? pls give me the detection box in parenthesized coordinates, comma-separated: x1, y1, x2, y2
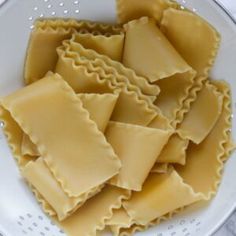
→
(56, 48, 157, 126)
(57, 42, 154, 104)
(157, 134, 189, 165)
(1, 74, 121, 197)
(63, 35, 160, 96)
(106, 121, 172, 191)
(151, 163, 168, 173)
(161, 8, 221, 77)
(24, 19, 123, 84)
(22, 158, 104, 221)
(155, 70, 196, 122)
(30, 185, 57, 217)
(110, 91, 157, 126)
(116, 0, 179, 24)
(122, 169, 202, 225)
(176, 80, 233, 199)
(21, 93, 119, 156)
(122, 17, 194, 82)
(58, 185, 130, 236)
(172, 76, 206, 128)
(78, 93, 118, 132)
(55, 53, 116, 93)
(177, 82, 223, 144)
(72, 32, 124, 61)
(36, 19, 122, 34)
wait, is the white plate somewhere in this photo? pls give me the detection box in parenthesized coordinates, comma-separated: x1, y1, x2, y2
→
(0, 0, 235, 236)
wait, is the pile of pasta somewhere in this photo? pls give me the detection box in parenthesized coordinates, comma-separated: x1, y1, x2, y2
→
(0, 0, 235, 235)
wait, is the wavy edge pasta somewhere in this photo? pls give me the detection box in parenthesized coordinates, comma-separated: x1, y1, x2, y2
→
(173, 76, 206, 128)
(161, 8, 221, 78)
(62, 36, 160, 96)
(204, 80, 233, 200)
(35, 18, 123, 35)
(116, 0, 179, 24)
(2, 74, 120, 198)
(123, 17, 194, 81)
(56, 51, 160, 126)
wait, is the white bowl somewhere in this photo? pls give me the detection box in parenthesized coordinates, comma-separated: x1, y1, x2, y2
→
(0, 0, 235, 235)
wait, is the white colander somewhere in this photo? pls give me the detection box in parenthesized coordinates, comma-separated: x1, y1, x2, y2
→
(0, 0, 236, 235)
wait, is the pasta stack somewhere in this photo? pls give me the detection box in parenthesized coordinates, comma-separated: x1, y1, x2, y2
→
(0, 0, 234, 235)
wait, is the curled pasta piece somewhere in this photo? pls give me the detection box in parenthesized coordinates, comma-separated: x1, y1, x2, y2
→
(106, 121, 172, 191)
(161, 8, 221, 77)
(24, 19, 123, 84)
(123, 17, 194, 83)
(63, 35, 160, 96)
(1, 74, 121, 197)
(116, 0, 179, 24)
(56, 45, 159, 126)
(72, 32, 124, 61)
(154, 70, 196, 122)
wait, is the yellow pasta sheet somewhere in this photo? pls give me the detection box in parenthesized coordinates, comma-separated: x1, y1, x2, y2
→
(108, 80, 233, 235)
(122, 17, 195, 82)
(161, 8, 221, 77)
(176, 80, 233, 199)
(172, 76, 206, 128)
(106, 121, 172, 191)
(21, 93, 119, 157)
(55, 44, 161, 126)
(61, 35, 160, 96)
(24, 19, 123, 84)
(58, 185, 130, 236)
(155, 71, 196, 122)
(23, 158, 104, 221)
(30, 185, 56, 217)
(177, 82, 223, 144)
(72, 32, 124, 61)
(109, 168, 202, 235)
(1, 74, 121, 197)
(157, 133, 189, 165)
(78, 93, 118, 132)
(116, 0, 179, 24)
